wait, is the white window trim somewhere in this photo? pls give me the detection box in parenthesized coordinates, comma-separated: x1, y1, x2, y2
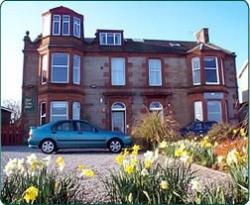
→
(111, 58, 126, 86)
(192, 57, 201, 85)
(148, 59, 162, 86)
(205, 57, 220, 85)
(50, 101, 69, 121)
(40, 102, 46, 125)
(62, 15, 70, 36)
(51, 53, 69, 83)
(194, 101, 203, 121)
(73, 55, 81, 84)
(72, 102, 81, 120)
(52, 15, 61, 36)
(207, 101, 222, 122)
(99, 32, 122, 46)
(111, 102, 126, 133)
(41, 54, 48, 85)
(73, 17, 81, 38)
(221, 59, 225, 85)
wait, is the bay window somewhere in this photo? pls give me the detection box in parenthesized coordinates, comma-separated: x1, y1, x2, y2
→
(192, 57, 201, 85)
(204, 57, 219, 84)
(194, 101, 203, 121)
(50, 101, 68, 122)
(111, 58, 125, 85)
(62, 15, 70, 35)
(207, 101, 222, 122)
(149, 59, 162, 86)
(73, 55, 80, 84)
(52, 15, 61, 35)
(73, 17, 81, 38)
(51, 53, 69, 83)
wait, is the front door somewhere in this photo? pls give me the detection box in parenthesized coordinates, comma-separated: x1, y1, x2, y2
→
(112, 111, 125, 133)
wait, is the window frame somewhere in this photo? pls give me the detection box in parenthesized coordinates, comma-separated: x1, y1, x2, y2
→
(111, 57, 126, 86)
(204, 56, 220, 85)
(62, 15, 70, 36)
(72, 102, 81, 120)
(50, 101, 69, 122)
(41, 54, 48, 84)
(52, 15, 61, 36)
(191, 57, 201, 85)
(73, 17, 81, 38)
(99, 32, 122, 46)
(73, 55, 80, 84)
(207, 100, 222, 122)
(148, 59, 162, 86)
(51, 53, 69, 83)
(194, 101, 203, 121)
(40, 102, 46, 125)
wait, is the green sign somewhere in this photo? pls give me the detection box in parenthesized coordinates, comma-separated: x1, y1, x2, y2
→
(24, 96, 35, 112)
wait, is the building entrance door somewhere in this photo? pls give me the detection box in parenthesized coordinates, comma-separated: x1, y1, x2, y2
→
(111, 102, 126, 133)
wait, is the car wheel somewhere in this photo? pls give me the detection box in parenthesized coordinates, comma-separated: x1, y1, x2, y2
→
(108, 139, 123, 153)
(40, 140, 56, 154)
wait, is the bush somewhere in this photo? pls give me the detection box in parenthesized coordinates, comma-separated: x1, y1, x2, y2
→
(103, 146, 196, 204)
(132, 112, 179, 149)
(0, 154, 93, 204)
(207, 123, 234, 143)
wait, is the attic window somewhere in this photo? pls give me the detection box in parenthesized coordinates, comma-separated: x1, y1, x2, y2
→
(99, 32, 122, 46)
(169, 42, 181, 47)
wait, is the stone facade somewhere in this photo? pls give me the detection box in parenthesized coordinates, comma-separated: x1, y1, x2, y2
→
(21, 6, 238, 136)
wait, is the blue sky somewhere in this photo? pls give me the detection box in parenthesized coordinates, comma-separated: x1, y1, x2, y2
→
(1, 1, 248, 103)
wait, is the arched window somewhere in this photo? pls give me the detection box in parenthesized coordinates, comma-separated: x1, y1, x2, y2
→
(111, 102, 126, 111)
(111, 102, 126, 133)
(149, 101, 163, 118)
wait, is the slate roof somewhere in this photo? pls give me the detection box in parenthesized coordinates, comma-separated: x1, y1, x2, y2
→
(83, 37, 234, 55)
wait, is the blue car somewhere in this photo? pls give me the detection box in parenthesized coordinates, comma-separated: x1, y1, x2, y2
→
(28, 120, 133, 154)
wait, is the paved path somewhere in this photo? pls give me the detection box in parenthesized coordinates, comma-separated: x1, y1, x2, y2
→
(1, 146, 232, 203)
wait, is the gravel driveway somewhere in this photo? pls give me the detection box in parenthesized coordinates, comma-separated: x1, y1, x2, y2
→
(1, 146, 232, 203)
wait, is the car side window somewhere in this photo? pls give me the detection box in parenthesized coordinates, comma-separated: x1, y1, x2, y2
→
(192, 122, 203, 130)
(55, 122, 72, 131)
(76, 122, 94, 132)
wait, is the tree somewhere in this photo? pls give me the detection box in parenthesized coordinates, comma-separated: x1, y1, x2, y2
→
(2, 99, 21, 124)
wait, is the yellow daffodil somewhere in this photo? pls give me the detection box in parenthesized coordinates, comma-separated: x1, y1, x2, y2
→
(56, 156, 65, 171)
(23, 186, 39, 203)
(115, 154, 125, 166)
(226, 149, 239, 166)
(144, 159, 153, 169)
(159, 141, 167, 149)
(190, 178, 202, 192)
(240, 128, 246, 137)
(124, 164, 135, 175)
(77, 165, 85, 171)
(217, 155, 225, 164)
(123, 148, 129, 157)
(130, 156, 138, 166)
(233, 129, 238, 135)
(80, 169, 95, 177)
(132, 144, 140, 156)
(160, 180, 169, 190)
(200, 138, 213, 148)
(174, 148, 188, 157)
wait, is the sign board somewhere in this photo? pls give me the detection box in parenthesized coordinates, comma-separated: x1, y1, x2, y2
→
(24, 96, 35, 112)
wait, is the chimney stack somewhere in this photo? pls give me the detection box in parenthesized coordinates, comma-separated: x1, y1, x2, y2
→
(195, 28, 209, 43)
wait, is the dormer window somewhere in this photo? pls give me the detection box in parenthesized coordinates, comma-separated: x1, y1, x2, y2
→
(52, 15, 61, 35)
(73, 17, 81, 38)
(62, 15, 70, 35)
(99, 32, 122, 46)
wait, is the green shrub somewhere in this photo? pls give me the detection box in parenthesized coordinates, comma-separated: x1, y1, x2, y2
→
(132, 112, 179, 149)
(207, 123, 234, 143)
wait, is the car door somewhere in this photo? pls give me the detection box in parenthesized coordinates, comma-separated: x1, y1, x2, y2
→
(52, 120, 76, 148)
(74, 121, 106, 148)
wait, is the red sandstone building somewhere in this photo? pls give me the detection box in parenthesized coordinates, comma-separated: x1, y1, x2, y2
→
(22, 6, 238, 134)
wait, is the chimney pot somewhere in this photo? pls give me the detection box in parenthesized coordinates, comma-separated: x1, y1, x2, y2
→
(196, 28, 209, 43)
